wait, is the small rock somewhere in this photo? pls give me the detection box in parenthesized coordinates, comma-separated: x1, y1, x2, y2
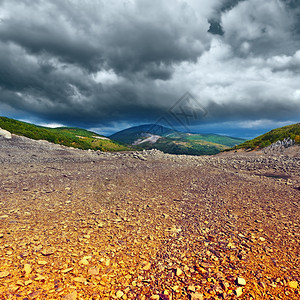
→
(88, 266, 99, 275)
(236, 277, 246, 286)
(143, 262, 151, 271)
(79, 258, 89, 265)
(235, 287, 243, 297)
(190, 292, 203, 300)
(176, 268, 183, 276)
(62, 291, 77, 300)
(0, 271, 10, 278)
(34, 274, 46, 281)
(16, 280, 24, 286)
(37, 260, 47, 265)
(169, 226, 182, 233)
(287, 281, 298, 289)
(227, 242, 235, 249)
(41, 248, 54, 256)
(83, 255, 92, 260)
(187, 285, 196, 292)
(24, 264, 32, 276)
(116, 290, 124, 298)
(171, 285, 180, 292)
(62, 267, 73, 273)
(73, 277, 86, 283)
(24, 280, 32, 286)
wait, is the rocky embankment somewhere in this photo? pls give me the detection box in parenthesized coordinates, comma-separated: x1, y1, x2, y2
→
(263, 138, 296, 154)
(0, 134, 299, 299)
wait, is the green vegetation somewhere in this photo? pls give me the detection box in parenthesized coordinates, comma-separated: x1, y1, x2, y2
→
(110, 124, 245, 155)
(0, 116, 130, 152)
(134, 137, 228, 155)
(231, 123, 300, 150)
(184, 134, 244, 147)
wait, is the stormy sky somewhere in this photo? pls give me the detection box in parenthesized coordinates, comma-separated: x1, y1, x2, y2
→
(0, 0, 299, 138)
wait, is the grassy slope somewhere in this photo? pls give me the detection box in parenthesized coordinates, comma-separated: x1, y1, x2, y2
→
(232, 123, 300, 150)
(0, 116, 130, 152)
(184, 134, 245, 147)
(134, 136, 229, 155)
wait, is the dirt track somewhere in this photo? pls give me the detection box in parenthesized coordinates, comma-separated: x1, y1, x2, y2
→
(0, 135, 299, 299)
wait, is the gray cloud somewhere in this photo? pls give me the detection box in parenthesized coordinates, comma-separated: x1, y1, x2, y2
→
(0, 0, 299, 136)
(221, 0, 298, 56)
(0, 0, 211, 73)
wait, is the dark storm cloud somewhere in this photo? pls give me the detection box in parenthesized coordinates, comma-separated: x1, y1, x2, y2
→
(0, 0, 299, 133)
(0, 0, 213, 126)
(208, 0, 244, 35)
(0, 0, 209, 74)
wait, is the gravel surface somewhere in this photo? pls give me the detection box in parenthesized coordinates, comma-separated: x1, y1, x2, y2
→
(0, 135, 299, 299)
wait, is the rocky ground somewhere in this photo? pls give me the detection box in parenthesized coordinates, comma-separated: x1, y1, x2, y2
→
(0, 135, 299, 300)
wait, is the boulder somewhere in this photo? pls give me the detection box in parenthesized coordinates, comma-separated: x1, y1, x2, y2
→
(0, 128, 12, 139)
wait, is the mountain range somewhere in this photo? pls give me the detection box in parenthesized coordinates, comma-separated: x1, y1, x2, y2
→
(1, 116, 299, 155)
(110, 124, 245, 155)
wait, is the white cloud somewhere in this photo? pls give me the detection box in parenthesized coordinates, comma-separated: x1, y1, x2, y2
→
(39, 122, 65, 128)
(266, 50, 300, 71)
(236, 119, 295, 129)
(92, 70, 121, 85)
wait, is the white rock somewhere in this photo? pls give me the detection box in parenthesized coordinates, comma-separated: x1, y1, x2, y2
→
(237, 277, 246, 286)
(235, 287, 243, 297)
(0, 128, 12, 139)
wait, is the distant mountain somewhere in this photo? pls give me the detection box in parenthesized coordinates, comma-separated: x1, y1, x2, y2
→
(109, 124, 177, 144)
(231, 123, 300, 150)
(110, 124, 245, 155)
(0, 116, 130, 152)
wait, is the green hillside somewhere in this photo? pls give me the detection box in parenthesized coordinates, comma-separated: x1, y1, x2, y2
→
(184, 133, 244, 147)
(232, 123, 300, 150)
(134, 137, 228, 155)
(110, 124, 245, 155)
(0, 116, 130, 152)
